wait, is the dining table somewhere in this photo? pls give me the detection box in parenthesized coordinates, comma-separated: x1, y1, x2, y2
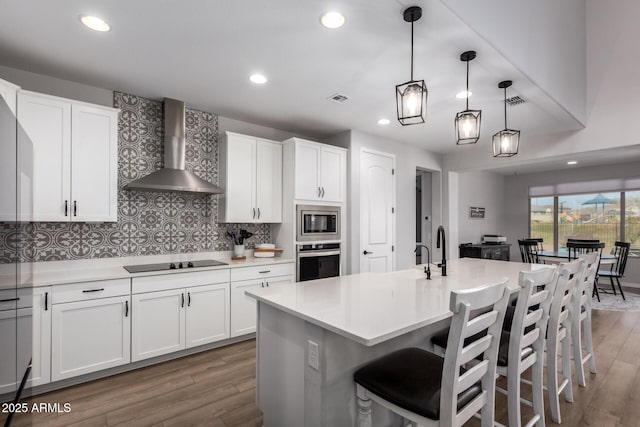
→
(536, 250, 617, 265)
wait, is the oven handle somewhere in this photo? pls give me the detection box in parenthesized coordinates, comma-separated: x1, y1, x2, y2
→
(297, 250, 341, 258)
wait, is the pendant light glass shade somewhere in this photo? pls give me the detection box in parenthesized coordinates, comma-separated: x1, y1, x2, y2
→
(455, 51, 481, 144)
(397, 80, 428, 125)
(492, 129, 520, 157)
(396, 7, 427, 126)
(492, 80, 520, 157)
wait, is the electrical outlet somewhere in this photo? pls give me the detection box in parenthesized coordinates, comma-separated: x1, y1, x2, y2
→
(307, 340, 319, 370)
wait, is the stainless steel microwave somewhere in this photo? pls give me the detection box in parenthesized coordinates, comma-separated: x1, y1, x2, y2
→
(296, 205, 341, 242)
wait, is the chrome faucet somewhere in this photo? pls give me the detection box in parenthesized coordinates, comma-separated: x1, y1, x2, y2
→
(436, 226, 447, 276)
(414, 244, 431, 279)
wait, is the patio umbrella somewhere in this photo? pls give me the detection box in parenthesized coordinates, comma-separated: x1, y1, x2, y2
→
(582, 193, 615, 223)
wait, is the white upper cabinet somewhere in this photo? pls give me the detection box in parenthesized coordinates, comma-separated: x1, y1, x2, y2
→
(219, 131, 282, 223)
(16, 90, 119, 222)
(291, 138, 346, 203)
(0, 78, 19, 221)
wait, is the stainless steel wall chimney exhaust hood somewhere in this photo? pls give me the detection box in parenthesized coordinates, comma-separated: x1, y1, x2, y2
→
(124, 98, 223, 194)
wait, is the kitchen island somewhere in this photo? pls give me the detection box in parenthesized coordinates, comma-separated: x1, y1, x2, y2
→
(246, 258, 553, 426)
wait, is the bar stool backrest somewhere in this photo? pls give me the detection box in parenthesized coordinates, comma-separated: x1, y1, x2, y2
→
(577, 252, 599, 313)
(549, 260, 582, 342)
(442, 279, 511, 426)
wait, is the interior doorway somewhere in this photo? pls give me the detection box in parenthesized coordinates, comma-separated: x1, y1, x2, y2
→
(415, 169, 432, 264)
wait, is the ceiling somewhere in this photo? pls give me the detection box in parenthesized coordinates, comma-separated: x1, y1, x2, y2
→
(0, 0, 584, 154)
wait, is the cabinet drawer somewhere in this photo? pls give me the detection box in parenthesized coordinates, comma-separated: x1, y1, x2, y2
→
(132, 269, 230, 294)
(52, 279, 130, 304)
(0, 288, 39, 311)
(231, 263, 295, 282)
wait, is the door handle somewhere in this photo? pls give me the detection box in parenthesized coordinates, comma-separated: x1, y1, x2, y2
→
(64, 200, 68, 216)
(363, 250, 373, 255)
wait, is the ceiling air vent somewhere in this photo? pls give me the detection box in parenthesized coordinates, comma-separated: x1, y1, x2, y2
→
(506, 95, 525, 106)
(327, 93, 350, 104)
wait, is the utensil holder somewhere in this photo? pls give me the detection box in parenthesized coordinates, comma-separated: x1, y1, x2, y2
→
(233, 244, 245, 257)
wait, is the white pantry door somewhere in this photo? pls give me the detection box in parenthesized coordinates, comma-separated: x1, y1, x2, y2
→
(360, 149, 395, 273)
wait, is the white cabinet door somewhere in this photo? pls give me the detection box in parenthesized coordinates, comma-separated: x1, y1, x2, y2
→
(132, 289, 185, 362)
(51, 295, 130, 381)
(230, 279, 264, 337)
(29, 287, 51, 388)
(0, 287, 51, 393)
(256, 140, 282, 222)
(185, 283, 229, 348)
(266, 275, 295, 287)
(294, 141, 321, 201)
(17, 92, 71, 221)
(223, 133, 256, 222)
(71, 104, 118, 222)
(320, 147, 345, 203)
(0, 79, 18, 221)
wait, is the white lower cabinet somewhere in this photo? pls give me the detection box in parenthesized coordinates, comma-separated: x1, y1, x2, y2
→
(131, 279, 230, 363)
(0, 287, 51, 394)
(51, 295, 130, 381)
(131, 289, 185, 362)
(230, 274, 294, 337)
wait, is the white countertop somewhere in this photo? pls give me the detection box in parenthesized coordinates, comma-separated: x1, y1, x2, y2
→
(246, 258, 553, 347)
(0, 252, 294, 289)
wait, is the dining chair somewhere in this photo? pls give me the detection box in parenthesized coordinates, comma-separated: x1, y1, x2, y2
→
(597, 241, 631, 301)
(354, 280, 510, 427)
(545, 259, 582, 424)
(530, 237, 545, 252)
(571, 252, 599, 387)
(519, 239, 540, 264)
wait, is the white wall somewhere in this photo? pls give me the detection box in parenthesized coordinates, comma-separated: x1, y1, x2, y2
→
(333, 130, 442, 274)
(456, 171, 506, 247)
(503, 161, 640, 284)
(441, 0, 586, 125)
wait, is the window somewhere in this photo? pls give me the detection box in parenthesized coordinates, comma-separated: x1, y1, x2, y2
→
(529, 190, 638, 254)
(626, 190, 640, 257)
(558, 192, 620, 253)
(530, 197, 554, 250)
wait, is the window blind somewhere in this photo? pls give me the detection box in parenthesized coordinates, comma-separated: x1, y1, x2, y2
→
(529, 177, 640, 197)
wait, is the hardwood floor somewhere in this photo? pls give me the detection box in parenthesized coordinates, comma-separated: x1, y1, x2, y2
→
(3, 308, 640, 426)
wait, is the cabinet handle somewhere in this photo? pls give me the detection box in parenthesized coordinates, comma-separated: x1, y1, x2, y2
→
(321, 187, 325, 198)
(257, 208, 260, 219)
(259, 270, 270, 274)
(82, 288, 105, 293)
(266, 281, 269, 287)
(73, 201, 77, 217)
(125, 300, 129, 317)
(318, 187, 321, 197)
(253, 208, 256, 219)
(45, 292, 48, 311)
(181, 293, 185, 308)
(64, 200, 68, 216)
(188, 292, 191, 307)
(261, 282, 264, 288)
(0, 297, 19, 303)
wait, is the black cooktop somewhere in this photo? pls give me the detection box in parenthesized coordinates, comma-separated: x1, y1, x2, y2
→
(123, 259, 228, 273)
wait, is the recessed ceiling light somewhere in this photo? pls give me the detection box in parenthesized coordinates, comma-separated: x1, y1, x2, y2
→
(377, 118, 390, 125)
(80, 15, 111, 32)
(249, 74, 268, 84)
(456, 90, 472, 99)
(567, 160, 578, 165)
(320, 11, 345, 29)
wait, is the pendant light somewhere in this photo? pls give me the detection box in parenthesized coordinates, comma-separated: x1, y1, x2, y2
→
(455, 51, 481, 144)
(396, 6, 428, 126)
(492, 80, 520, 157)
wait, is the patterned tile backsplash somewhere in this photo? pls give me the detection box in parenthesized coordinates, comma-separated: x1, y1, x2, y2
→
(0, 92, 270, 263)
